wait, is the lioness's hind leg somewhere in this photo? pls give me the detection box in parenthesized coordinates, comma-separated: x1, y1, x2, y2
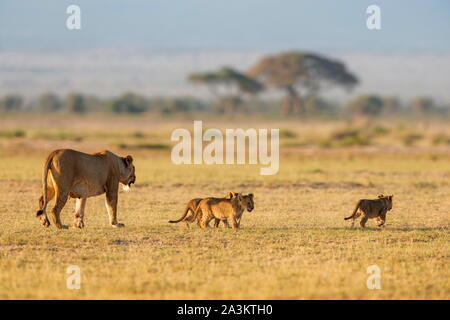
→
(39, 213, 51, 228)
(73, 198, 87, 229)
(38, 186, 54, 228)
(51, 191, 69, 229)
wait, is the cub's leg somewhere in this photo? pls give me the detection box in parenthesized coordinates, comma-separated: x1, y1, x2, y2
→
(51, 189, 69, 229)
(229, 215, 239, 229)
(213, 218, 226, 228)
(183, 208, 194, 229)
(73, 198, 87, 229)
(377, 211, 386, 227)
(200, 209, 215, 229)
(350, 210, 362, 228)
(360, 215, 369, 228)
(195, 209, 204, 228)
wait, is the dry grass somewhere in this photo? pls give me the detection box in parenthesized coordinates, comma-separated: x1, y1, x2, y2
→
(0, 116, 449, 299)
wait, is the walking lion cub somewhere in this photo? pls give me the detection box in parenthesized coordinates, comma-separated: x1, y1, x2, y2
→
(190, 192, 254, 229)
(344, 194, 393, 228)
(169, 192, 254, 228)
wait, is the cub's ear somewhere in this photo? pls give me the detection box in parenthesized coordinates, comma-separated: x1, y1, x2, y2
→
(249, 193, 254, 198)
(123, 155, 134, 167)
(227, 192, 233, 199)
(378, 194, 384, 198)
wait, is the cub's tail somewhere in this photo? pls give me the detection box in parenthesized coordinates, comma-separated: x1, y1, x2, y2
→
(169, 206, 192, 223)
(344, 200, 362, 220)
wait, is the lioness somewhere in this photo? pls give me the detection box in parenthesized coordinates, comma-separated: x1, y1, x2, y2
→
(191, 192, 254, 229)
(169, 192, 254, 228)
(36, 149, 136, 229)
(344, 194, 393, 228)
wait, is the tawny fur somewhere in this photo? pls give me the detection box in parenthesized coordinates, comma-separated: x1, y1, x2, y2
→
(189, 193, 254, 229)
(344, 194, 393, 228)
(36, 149, 136, 229)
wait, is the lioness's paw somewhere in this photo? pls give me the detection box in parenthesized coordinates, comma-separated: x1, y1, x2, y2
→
(56, 224, 69, 230)
(112, 223, 125, 228)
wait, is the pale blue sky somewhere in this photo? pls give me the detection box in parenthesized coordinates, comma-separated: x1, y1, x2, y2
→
(1, 1, 449, 101)
(1, 0, 450, 53)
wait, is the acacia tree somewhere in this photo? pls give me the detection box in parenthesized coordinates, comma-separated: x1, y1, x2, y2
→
(188, 66, 264, 114)
(247, 51, 358, 115)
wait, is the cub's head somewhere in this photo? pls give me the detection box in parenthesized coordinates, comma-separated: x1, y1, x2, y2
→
(378, 194, 393, 210)
(386, 195, 393, 210)
(230, 192, 254, 212)
(120, 155, 136, 191)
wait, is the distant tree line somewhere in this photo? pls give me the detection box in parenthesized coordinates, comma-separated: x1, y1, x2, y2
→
(1, 51, 448, 118)
(1, 91, 447, 118)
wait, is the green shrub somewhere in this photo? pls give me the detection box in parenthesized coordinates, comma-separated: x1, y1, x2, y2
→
(432, 134, 450, 145)
(0, 129, 26, 138)
(402, 133, 423, 146)
(372, 125, 390, 136)
(279, 129, 297, 139)
(329, 128, 371, 147)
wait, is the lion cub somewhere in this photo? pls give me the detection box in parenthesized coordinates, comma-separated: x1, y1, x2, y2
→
(192, 192, 254, 229)
(344, 194, 393, 228)
(168, 193, 232, 228)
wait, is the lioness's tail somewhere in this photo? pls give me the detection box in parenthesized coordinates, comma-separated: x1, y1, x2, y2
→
(344, 200, 362, 220)
(168, 206, 192, 223)
(36, 153, 54, 217)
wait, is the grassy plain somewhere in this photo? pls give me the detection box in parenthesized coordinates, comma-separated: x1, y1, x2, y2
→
(0, 115, 449, 299)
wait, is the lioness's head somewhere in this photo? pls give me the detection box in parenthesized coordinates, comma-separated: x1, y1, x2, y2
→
(120, 155, 136, 190)
(230, 192, 254, 212)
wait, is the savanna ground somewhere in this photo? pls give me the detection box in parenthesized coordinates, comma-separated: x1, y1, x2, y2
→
(0, 115, 449, 299)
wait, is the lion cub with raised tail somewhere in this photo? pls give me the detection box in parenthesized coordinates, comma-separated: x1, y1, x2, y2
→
(191, 192, 254, 229)
(169, 193, 232, 228)
(344, 194, 393, 228)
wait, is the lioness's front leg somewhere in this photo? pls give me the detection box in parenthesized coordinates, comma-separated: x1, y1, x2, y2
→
(73, 198, 86, 228)
(105, 186, 124, 228)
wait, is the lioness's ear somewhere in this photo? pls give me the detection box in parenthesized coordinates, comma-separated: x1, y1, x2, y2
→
(123, 155, 133, 167)
(227, 192, 233, 199)
(249, 193, 254, 198)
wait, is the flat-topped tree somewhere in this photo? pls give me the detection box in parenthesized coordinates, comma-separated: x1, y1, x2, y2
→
(247, 51, 358, 115)
(188, 66, 264, 114)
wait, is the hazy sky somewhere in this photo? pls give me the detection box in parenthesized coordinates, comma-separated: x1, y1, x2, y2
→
(1, 0, 449, 52)
(1, 1, 449, 102)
